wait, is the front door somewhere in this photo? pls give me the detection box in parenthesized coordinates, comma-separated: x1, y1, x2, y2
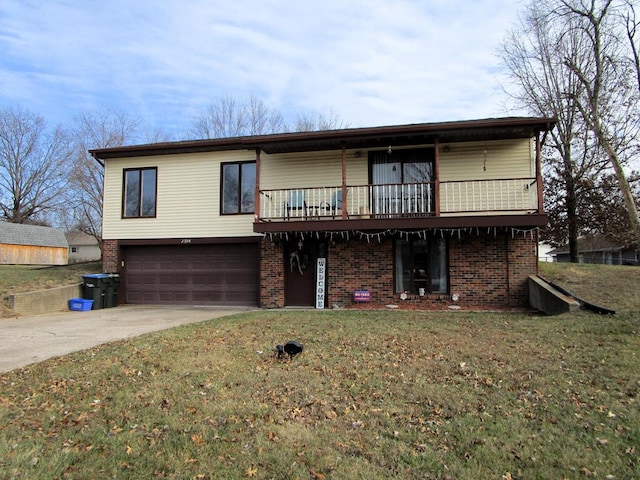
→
(284, 238, 323, 307)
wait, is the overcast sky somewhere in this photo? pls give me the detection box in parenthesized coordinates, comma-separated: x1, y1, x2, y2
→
(0, 0, 528, 140)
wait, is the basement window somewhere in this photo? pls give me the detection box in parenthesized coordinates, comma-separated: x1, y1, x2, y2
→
(394, 237, 448, 294)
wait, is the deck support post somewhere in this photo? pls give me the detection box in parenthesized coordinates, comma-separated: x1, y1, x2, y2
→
(341, 146, 347, 220)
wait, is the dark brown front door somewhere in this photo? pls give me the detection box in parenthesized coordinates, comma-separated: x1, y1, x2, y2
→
(284, 239, 323, 307)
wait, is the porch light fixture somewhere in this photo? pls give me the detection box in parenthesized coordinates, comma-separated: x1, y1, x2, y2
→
(387, 145, 393, 154)
(354, 150, 362, 158)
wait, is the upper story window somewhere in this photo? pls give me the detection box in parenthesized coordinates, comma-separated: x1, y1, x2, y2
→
(221, 161, 256, 214)
(123, 167, 157, 218)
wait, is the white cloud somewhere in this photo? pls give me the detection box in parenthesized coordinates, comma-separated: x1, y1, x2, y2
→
(0, 0, 527, 137)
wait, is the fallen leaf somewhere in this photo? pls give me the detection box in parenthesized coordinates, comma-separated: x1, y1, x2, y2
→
(310, 470, 327, 480)
(125, 445, 133, 455)
(245, 465, 258, 477)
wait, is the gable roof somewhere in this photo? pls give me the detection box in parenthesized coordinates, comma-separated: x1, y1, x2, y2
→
(90, 116, 557, 159)
(65, 231, 99, 246)
(549, 235, 633, 255)
(0, 222, 68, 248)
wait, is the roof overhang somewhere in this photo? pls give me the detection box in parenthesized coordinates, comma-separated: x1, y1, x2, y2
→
(90, 116, 557, 160)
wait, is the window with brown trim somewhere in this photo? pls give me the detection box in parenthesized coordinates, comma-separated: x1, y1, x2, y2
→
(221, 161, 255, 214)
(394, 237, 448, 294)
(123, 167, 157, 218)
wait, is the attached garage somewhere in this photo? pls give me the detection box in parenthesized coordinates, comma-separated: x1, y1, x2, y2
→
(122, 243, 259, 306)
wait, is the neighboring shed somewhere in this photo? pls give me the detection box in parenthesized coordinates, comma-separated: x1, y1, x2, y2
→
(0, 222, 68, 265)
(66, 231, 101, 263)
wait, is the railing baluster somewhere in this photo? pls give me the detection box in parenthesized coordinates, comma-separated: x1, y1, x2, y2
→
(257, 178, 537, 221)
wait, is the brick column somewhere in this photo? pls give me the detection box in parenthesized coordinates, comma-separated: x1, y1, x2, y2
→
(260, 237, 285, 308)
(102, 239, 119, 273)
(507, 232, 538, 306)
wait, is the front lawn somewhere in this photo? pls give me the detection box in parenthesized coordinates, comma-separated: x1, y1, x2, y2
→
(1, 309, 638, 479)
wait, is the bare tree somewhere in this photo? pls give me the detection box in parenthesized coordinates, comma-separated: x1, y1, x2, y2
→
(0, 105, 72, 224)
(555, 0, 640, 246)
(189, 96, 349, 139)
(294, 109, 350, 132)
(69, 107, 142, 244)
(246, 96, 286, 135)
(501, 0, 640, 257)
(500, 2, 610, 260)
(189, 95, 286, 139)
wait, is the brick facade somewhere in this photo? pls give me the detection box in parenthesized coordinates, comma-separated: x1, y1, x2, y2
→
(259, 230, 538, 309)
(449, 231, 537, 308)
(105, 230, 537, 310)
(259, 237, 285, 308)
(102, 239, 119, 273)
(327, 238, 395, 306)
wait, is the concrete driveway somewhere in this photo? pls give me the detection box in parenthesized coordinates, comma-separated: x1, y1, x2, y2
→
(0, 305, 248, 373)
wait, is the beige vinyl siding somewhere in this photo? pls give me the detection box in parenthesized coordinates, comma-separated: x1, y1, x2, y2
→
(259, 149, 370, 218)
(439, 139, 534, 181)
(439, 139, 536, 214)
(260, 140, 533, 188)
(260, 149, 368, 190)
(103, 151, 258, 240)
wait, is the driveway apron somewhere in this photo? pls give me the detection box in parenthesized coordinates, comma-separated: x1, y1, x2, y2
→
(0, 306, 245, 373)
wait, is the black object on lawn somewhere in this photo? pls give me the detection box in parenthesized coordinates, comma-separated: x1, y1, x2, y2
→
(275, 341, 304, 359)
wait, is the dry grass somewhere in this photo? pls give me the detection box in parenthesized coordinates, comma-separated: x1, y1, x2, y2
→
(539, 262, 640, 314)
(0, 262, 638, 478)
(1, 309, 638, 479)
(0, 262, 102, 294)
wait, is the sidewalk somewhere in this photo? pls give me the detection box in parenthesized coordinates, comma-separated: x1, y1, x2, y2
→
(0, 305, 246, 373)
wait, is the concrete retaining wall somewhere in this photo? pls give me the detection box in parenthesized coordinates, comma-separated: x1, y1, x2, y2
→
(7, 283, 82, 316)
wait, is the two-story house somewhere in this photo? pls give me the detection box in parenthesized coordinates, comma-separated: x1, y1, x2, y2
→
(91, 117, 555, 310)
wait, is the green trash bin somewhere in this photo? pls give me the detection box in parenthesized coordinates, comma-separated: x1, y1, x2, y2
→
(82, 274, 109, 310)
(104, 273, 121, 308)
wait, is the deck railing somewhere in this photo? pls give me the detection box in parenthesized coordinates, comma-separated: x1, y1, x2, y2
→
(440, 178, 538, 213)
(258, 178, 538, 221)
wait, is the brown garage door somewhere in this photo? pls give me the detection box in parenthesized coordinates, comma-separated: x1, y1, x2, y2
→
(123, 244, 259, 306)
